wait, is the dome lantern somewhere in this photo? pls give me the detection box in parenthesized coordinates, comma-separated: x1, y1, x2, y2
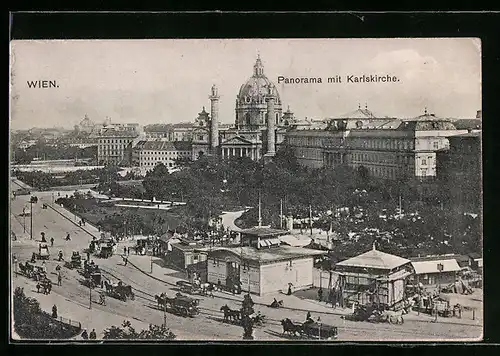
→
(253, 55, 265, 77)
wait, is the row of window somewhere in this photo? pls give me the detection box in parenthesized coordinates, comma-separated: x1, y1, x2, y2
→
(140, 161, 176, 167)
(100, 145, 126, 150)
(138, 151, 190, 156)
(99, 139, 132, 144)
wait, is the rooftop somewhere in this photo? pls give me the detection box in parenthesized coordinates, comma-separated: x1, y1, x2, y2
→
(208, 246, 325, 264)
(240, 227, 290, 238)
(411, 254, 469, 263)
(453, 119, 482, 130)
(411, 259, 461, 274)
(133, 140, 192, 151)
(336, 245, 410, 270)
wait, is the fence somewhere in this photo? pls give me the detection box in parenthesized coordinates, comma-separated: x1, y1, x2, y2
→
(57, 316, 82, 331)
(313, 269, 340, 289)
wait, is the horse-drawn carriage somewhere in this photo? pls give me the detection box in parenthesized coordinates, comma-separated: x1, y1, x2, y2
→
(99, 245, 113, 258)
(19, 261, 47, 281)
(280, 318, 338, 340)
(36, 243, 50, 260)
(81, 262, 102, 288)
(66, 251, 82, 269)
(175, 280, 210, 296)
(155, 293, 200, 317)
(104, 280, 135, 301)
(341, 303, 404, 324)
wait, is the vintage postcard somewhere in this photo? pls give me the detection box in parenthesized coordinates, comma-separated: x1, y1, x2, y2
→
(9, 38, 482, 342)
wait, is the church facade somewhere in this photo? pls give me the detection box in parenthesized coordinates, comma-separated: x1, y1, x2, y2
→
(191, 56, 292, 161)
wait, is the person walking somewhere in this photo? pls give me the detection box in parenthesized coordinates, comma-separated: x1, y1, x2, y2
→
(89, 329, 97, 340)
(87, 251, 91, 261)
(123, 246, 127, 256)
(52, 304, 58, 318)
(124, 256, 128, 266)
(318, 287, 324, 302)
(57, 273, 62, 286)
(66, 233, 71, 241)
(50, 237, 54, 247)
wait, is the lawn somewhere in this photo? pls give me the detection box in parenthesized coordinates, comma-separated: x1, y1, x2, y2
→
(55, 197, 183, 234)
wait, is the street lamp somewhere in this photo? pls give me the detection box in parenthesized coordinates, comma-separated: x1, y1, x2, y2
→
(326, 210, 333, 243)
(87, 277, 92, 310)
(30, 197, 34, 240)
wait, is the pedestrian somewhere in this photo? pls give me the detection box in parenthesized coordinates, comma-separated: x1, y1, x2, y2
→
(47, 283, 52, 295)
(124, 256, 128, 266)
(318, 287, 323, 302)
(306, 311, 311, 321)
(66, 233, 71, 241)
(52, 304, 58, 318)
(123, 246, 127, 256)
(82, 218, 86, 226)
(87, 251, 90, 261)
(58, 273, 62, 286)
(50, 237, 54, 247)
(81, 329, 89, 340)
(287, 283, 292, 296)
(89, 329, 97, 340)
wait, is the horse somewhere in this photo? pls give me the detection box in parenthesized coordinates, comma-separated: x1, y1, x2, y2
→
(220, 305, 240, 322)
(379, 310, 404, 324)
(200, 283, 215, 297)
(270, 299, 284, 308)
(280, 318, 302, 337)
(155, 293, 168, 309)
(104, 280, 114, 293)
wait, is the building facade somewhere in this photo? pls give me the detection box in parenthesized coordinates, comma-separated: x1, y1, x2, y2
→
(436, 132, 481, 214)
(410, 257, 462, 286)
(286, 111, 469, 182)
(144, 123, 195, 141)
(206, 227, 324, 295)
(97, 125, 140, 166)
(132, 140, 192, 170)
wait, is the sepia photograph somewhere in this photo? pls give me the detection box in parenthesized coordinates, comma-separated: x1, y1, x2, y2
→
(9, 38, 482, 342)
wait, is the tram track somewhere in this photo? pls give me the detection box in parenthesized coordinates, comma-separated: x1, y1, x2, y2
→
(98, 264, 477, 340)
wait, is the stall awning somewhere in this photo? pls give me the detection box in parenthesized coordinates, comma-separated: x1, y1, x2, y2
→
(258, 238, 281, 248)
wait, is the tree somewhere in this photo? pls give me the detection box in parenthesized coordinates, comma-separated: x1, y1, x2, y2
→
(103, 320, 176, 340)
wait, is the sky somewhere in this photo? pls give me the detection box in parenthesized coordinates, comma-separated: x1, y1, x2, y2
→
(10, 38, 481, 130)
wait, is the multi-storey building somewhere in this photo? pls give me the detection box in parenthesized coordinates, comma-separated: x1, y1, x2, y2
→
(286, 111, 469, 182)
(97, 125, 140, 166)
(436, 132, 481, 213)
(144, 123, 195, 141)
(131, 140, 192, 170)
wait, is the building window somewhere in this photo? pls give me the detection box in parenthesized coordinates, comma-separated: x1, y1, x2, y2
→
(422, 159, 427, 165)
(421, 169, 427, 177)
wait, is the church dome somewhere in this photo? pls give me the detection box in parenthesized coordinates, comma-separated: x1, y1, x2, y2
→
(237, 55, 280, 103)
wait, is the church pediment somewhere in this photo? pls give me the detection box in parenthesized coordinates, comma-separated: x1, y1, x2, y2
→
(192, 127, 210, 134)
(221, 135, 255, 145)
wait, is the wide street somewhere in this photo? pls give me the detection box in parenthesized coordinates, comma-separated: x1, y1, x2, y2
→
(9, 180, 482, 341)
